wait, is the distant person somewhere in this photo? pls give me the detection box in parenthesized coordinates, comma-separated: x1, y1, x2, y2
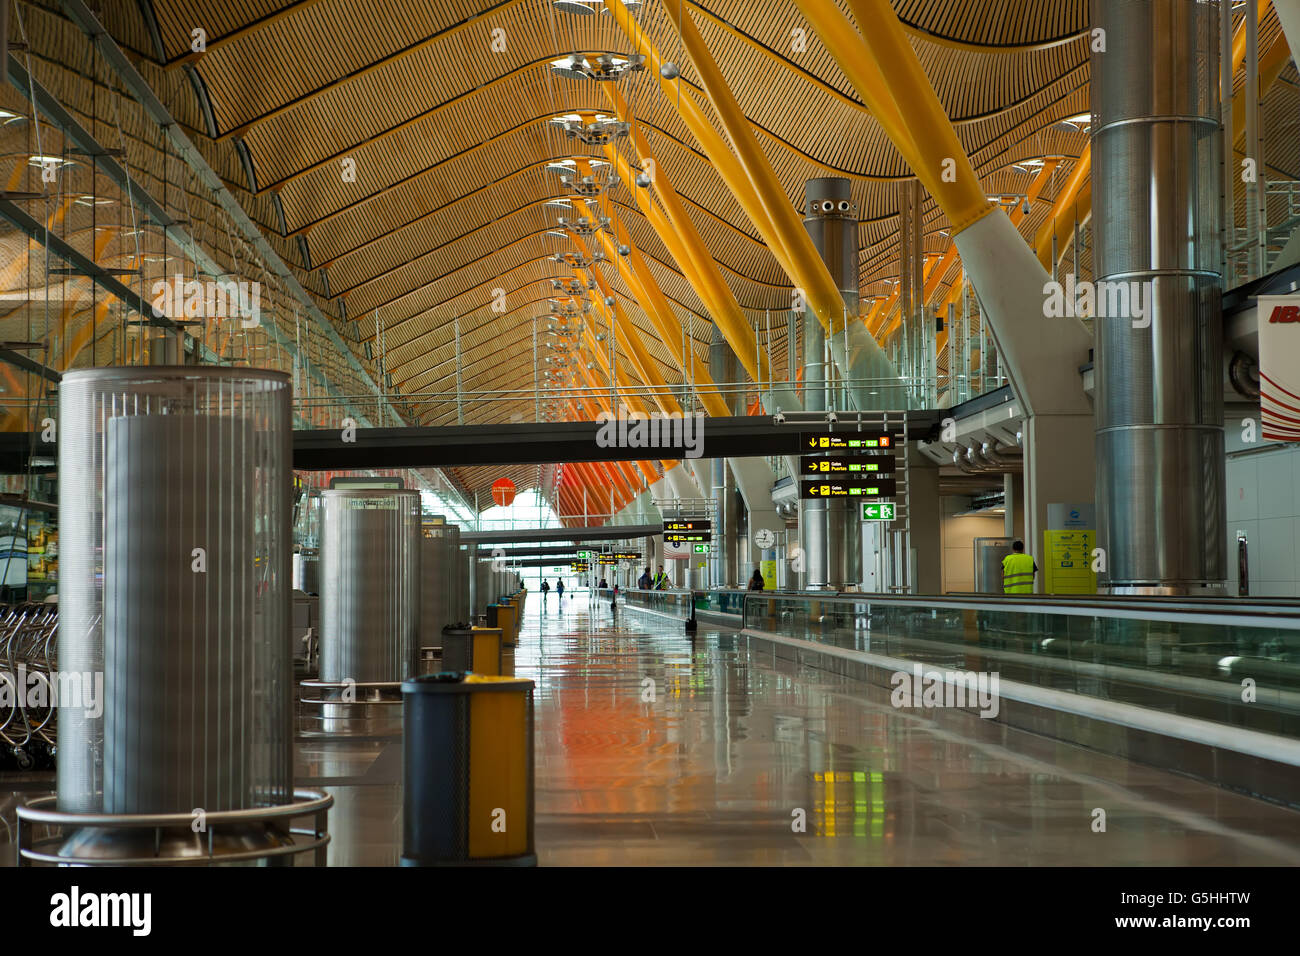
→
(556, 579, 564, 600)
(540, 578, 550, 602)
(654, 566, 669, 590)
(748, 568, 765, 591)
(598, 577, 609, 589)
(1001, 540, 1038, 594)
(638, 566, 652, 589)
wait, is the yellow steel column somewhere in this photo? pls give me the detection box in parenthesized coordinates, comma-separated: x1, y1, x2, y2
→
(653, 0, 864, 338)
(602, 86, 771, 384)
(599, 145, 769, 386)
(568, 190, 730, 417)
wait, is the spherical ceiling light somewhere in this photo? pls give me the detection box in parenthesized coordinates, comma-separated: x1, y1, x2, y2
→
(660, 62, 680, 80)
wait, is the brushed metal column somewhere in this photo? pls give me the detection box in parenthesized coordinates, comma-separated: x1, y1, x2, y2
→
(57, 368, 293, 822)
(803, 177, 863, 589)
(1092, 0, 1226, 593)
(319, 489, 421, 683)
(709, 325, 740, 588)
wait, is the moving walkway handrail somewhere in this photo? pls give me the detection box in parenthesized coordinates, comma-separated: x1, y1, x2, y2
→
(739, 591, 1300, 629)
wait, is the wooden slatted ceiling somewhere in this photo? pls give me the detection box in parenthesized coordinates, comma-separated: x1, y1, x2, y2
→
(31, 0, 1293, 491)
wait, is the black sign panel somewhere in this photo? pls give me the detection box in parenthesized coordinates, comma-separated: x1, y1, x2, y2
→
(569, 562, 590, 572)
(664, 532, 712, 544)
(611, 551, 642, 561)
(800, 455, 897, 476)
(799, 477, 898, 500)
(597, 554, 618, 565)
(664, 519, 711, 533)
(800, 433, 898, 453)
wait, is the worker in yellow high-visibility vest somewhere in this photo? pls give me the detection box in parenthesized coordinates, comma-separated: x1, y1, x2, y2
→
(1002, 540, 1038, 594)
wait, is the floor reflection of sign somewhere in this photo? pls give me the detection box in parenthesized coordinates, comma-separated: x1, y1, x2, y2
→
(1043, 529, 1096, 594)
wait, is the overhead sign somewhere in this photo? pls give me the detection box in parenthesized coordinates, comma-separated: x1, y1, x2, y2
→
(861, 501, 897, 521)
(801, 478, 898, 500)
(801, 455, 896, 475)
(597, 554, 617, 565)
(665, 532, 711, 544)
(611, 551, 641, 561)
(1257, 295, 1300, 441)
(491, 477, 516, 507)
(664, 518, 711, 533)
(577, 550, 592, 559)
(569, 562, 589, 573)
(801, 433, 896, 453)
(692, 543, 709, 553)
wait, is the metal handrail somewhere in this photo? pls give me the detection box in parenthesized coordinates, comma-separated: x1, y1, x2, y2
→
(739, 591, 1300, 628)
(16, 788, 334, 866)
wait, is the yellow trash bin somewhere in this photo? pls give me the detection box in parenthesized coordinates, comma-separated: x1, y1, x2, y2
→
(401, 673, 535, 866)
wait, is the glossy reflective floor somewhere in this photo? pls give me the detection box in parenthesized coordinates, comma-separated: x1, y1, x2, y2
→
(4, 591, 1299, 866)
(298, 592, 1300, 866)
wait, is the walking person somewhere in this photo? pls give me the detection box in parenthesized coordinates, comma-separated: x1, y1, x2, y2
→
(748, 567, 765, 591)
(540, 578, 550, 604)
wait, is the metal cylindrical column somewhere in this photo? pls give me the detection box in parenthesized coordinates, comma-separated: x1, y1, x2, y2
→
(52, 367, 315, 863)
(421, 516, 455, 658)
(803, 177, 863, 588)
(1092, 0, 1225, 593)
(319, 489, 421, 683)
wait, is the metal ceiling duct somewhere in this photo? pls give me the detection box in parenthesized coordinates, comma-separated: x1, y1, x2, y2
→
(319, 489, 421, 686)
(1092, 0, 1225, 593)
(49, 367, 326, 864)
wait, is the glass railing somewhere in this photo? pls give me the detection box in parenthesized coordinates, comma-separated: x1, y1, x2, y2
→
(596, 587, 695, 619)
(693, 589, 748, 619)
(741, 593, 1300, 737)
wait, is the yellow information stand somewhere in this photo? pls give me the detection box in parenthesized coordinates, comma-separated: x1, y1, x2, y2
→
(1043, 529, 1097, 594)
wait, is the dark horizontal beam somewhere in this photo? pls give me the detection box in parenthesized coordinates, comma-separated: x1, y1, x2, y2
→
(470, 544, 592, 557)
(461, 524, 660, 544)
(0, 412, 943, 474)
(292, 414, 943, 471)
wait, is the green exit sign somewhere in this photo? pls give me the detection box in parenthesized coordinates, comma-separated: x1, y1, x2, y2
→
(578, 550, 592, 559)
(693, 544, 709, 553)
(862, 501, 897, 521)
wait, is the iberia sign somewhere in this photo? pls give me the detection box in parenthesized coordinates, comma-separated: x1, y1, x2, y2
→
(1259, 295, 1300, 441)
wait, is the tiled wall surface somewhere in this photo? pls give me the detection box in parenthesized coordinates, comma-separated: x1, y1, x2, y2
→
(1225, 431, 1300, 597)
